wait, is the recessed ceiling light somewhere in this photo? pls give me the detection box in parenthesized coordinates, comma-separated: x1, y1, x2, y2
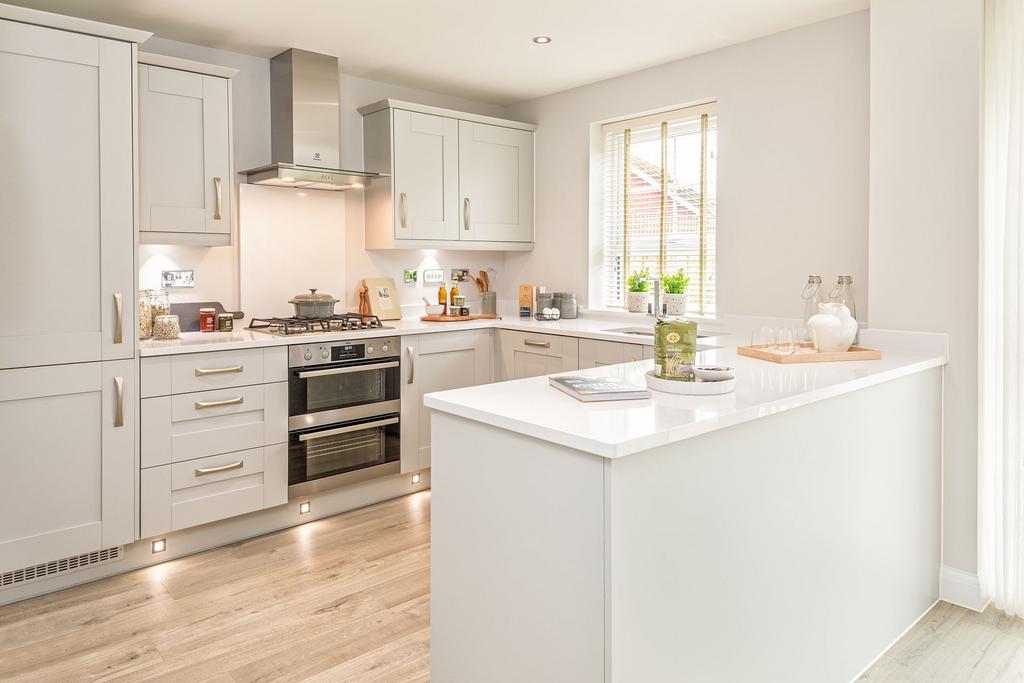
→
(532, 36, 552, 45)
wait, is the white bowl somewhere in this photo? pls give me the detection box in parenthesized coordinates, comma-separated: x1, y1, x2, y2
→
(425, 304, 446, 316)
(694, 365, 736, 382)
(645, 370, 735, 395)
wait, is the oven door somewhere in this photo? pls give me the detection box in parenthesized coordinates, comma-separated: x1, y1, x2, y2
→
(289, 358, 400, 430)
(288, 414, 401, 492)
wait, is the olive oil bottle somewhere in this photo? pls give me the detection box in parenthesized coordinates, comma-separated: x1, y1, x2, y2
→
(654, 318, 698, 381)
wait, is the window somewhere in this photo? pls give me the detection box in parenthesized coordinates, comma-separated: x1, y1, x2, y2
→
(600, 103, 717, 315)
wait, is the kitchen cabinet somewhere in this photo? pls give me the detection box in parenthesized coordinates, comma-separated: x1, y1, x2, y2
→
(400, 330, 492, 472)
(578, 339, 645, 368)
(458, 120, 534, 243)
(499, 330, 579, 380)
(0, 19, 136, 369)
(139, 348, 288, 538)
(643, 345, 656, 361)
(360, 99, 535, 251)
(138, 53, 236, 246)
(0, 361, 136, 574)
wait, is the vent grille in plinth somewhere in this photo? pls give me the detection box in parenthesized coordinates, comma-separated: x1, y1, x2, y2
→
(1, 547, 123, 589)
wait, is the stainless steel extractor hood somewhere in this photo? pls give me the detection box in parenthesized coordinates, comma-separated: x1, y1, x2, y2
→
(242, 49, 382, 191)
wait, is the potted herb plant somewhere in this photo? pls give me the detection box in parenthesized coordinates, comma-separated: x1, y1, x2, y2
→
(662, 269, 690, 315)
(625, 268, 651, 313)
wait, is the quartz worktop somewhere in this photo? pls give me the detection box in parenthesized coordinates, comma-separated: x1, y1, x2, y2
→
(423, 329, 948, 458)
(138, 312, 717, 357)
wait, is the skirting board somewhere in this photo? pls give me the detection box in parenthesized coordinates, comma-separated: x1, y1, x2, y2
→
(940, 565, 989, 612)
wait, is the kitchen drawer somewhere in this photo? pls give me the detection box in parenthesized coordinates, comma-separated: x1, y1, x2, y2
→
(141, 382, 287, 468)
(499, 330, 577, 358)
(141, 346, 288, 397)
(141, 444, 287, 538)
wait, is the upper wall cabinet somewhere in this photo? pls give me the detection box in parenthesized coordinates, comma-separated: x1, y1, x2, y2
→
(138, 53, 236, 246)
(360, 99, 535, 251)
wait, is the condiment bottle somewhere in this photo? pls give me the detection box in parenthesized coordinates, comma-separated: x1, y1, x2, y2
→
(438, 282, 448, 315)
(801, 275, 825, 329)
(450, 281, 460, 304)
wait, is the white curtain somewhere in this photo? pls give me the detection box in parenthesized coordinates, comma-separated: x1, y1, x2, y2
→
(981, 0, 1024, 615)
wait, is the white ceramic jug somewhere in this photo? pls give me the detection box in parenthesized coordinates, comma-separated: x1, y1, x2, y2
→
(807, 303, 858, 353)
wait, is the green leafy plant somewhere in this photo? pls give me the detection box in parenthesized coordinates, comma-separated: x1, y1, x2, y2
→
(626, 267, 651, 292)
(662, 269, 690, 294)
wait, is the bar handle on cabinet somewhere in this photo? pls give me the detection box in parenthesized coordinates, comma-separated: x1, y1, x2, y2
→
(213, 177, 223, 220)
(407, 345, 416, 384)
(299, 417, 400, 442)
(194, 365, 244, 377)
(463, 197, 471, 231)
(195, 460, 243, 476)
(195, 396, 244, 410)
(523, 339, 551, 348)
(299, 361, 398, 379)
(114, 376, 124, 427)
(399, 192, 408, 229)
(113, 292, 124, 344)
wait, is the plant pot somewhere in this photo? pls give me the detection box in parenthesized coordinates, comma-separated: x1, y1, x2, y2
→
(663, 292, 687, 316)
(626, 291, 650, 313)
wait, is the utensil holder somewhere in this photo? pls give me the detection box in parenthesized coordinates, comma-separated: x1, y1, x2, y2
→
(481, 291, 497, 316)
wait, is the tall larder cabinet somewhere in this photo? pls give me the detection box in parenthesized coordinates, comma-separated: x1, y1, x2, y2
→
(0, 6, 149, 578)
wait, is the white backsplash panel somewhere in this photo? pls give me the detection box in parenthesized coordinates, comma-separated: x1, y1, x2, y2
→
(239, 184, 347, 318)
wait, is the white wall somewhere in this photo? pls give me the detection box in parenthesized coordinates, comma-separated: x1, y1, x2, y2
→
(869, 0, 983, 576)
(137, 38, 509, 314)
(504, 12, 869, 320)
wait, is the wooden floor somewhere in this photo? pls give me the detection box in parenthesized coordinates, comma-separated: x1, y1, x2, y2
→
(2, 490, 1024, 682)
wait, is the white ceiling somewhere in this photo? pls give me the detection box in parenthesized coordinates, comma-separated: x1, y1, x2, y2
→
(10, 0, 867, 104)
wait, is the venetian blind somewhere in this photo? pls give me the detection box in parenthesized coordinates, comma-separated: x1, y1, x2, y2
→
(601, 103, 717, 315)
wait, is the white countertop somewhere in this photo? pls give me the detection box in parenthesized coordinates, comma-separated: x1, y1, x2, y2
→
(423, 332, 947, 458)
(139, 313, 714, 357)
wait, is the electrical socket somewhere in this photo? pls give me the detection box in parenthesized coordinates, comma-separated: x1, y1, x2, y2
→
(423, 269, 444, 284)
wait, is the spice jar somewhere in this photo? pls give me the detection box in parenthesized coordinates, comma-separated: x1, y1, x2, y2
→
(217, 313, 234, 332)
(153, 314, 180, 339)
(138, 290, 155, 339)
(198, 307, 216, 332)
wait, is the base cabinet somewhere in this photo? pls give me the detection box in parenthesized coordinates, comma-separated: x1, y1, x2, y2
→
(400, 330, 492, 472)
(0, 361, 136, 574)
(578, 339, 645, 368)
(499, 330, 579, 380)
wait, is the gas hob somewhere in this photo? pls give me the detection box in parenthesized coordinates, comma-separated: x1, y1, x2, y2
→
(248, 313, 391, 336)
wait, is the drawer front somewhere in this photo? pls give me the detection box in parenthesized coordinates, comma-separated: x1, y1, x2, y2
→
(141, 443, 287, 537)
(141, 382, 287, 468)
(171, 348, 264, 393)
(501, 330, 573, 358)
(170, 447, 264, 490)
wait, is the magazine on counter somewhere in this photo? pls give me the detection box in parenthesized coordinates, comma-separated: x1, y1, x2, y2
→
(548, 375, 650, 402)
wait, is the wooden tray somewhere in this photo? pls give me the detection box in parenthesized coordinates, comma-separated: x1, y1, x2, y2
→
(420, 314, 498, 322)
(737, 344, 881, 364)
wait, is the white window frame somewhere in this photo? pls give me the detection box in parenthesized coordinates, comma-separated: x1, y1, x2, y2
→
(588, 101, 718, 317)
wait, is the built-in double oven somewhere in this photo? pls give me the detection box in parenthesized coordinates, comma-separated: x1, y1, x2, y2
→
(287, 336, 401, 496)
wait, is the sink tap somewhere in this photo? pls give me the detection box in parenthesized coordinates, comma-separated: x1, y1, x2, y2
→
(647, 277, 661, 318)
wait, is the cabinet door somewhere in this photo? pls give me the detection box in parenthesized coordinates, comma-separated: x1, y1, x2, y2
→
(458, 121, 534, 243)
(392, 109, 460, 240)
(0, 23, 134, 369)
(401, 331, 491, 472)
(0, 360, 135, 574)
(643, 345, 656, 360)
(579, 339, 645, 368)
(499, 331, 579, 380)
(139, 64, 231, 236)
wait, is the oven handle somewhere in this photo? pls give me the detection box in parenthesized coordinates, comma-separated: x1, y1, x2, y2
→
(297, 416, 400, 442)
(297, 361, 399, 379)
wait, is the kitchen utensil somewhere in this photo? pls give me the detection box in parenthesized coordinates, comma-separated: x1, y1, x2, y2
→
(645, 370, 735, 395)
(479, 270, 490, 292)
(425, 304, 445, 316)
(358, 286, 372, 316)
(694, 365, 736, 381)
(364, 277, 402, 320)
(289, 289, 339, 319)
(421, 296, 432, 306)
(481, 291, 497, 316)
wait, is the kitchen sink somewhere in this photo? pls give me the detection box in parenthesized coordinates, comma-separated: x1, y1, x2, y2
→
(602, 326, 713, 339)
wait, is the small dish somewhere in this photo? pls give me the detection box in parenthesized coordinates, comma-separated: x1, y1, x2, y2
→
(693, 365, 736, 382)
(645, 371, 735, 395)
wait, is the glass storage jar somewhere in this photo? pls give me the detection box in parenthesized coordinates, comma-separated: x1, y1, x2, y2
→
(137, 289, 155, 339)
(153, 314, 180, 339)
(152, 289, 171, 321)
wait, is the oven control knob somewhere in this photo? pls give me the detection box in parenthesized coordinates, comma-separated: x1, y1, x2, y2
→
(367, 344, 374, 354)
(381, 343, 389, 353)
(303, 349, 312, 361)
(321, 349, 329, 360)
